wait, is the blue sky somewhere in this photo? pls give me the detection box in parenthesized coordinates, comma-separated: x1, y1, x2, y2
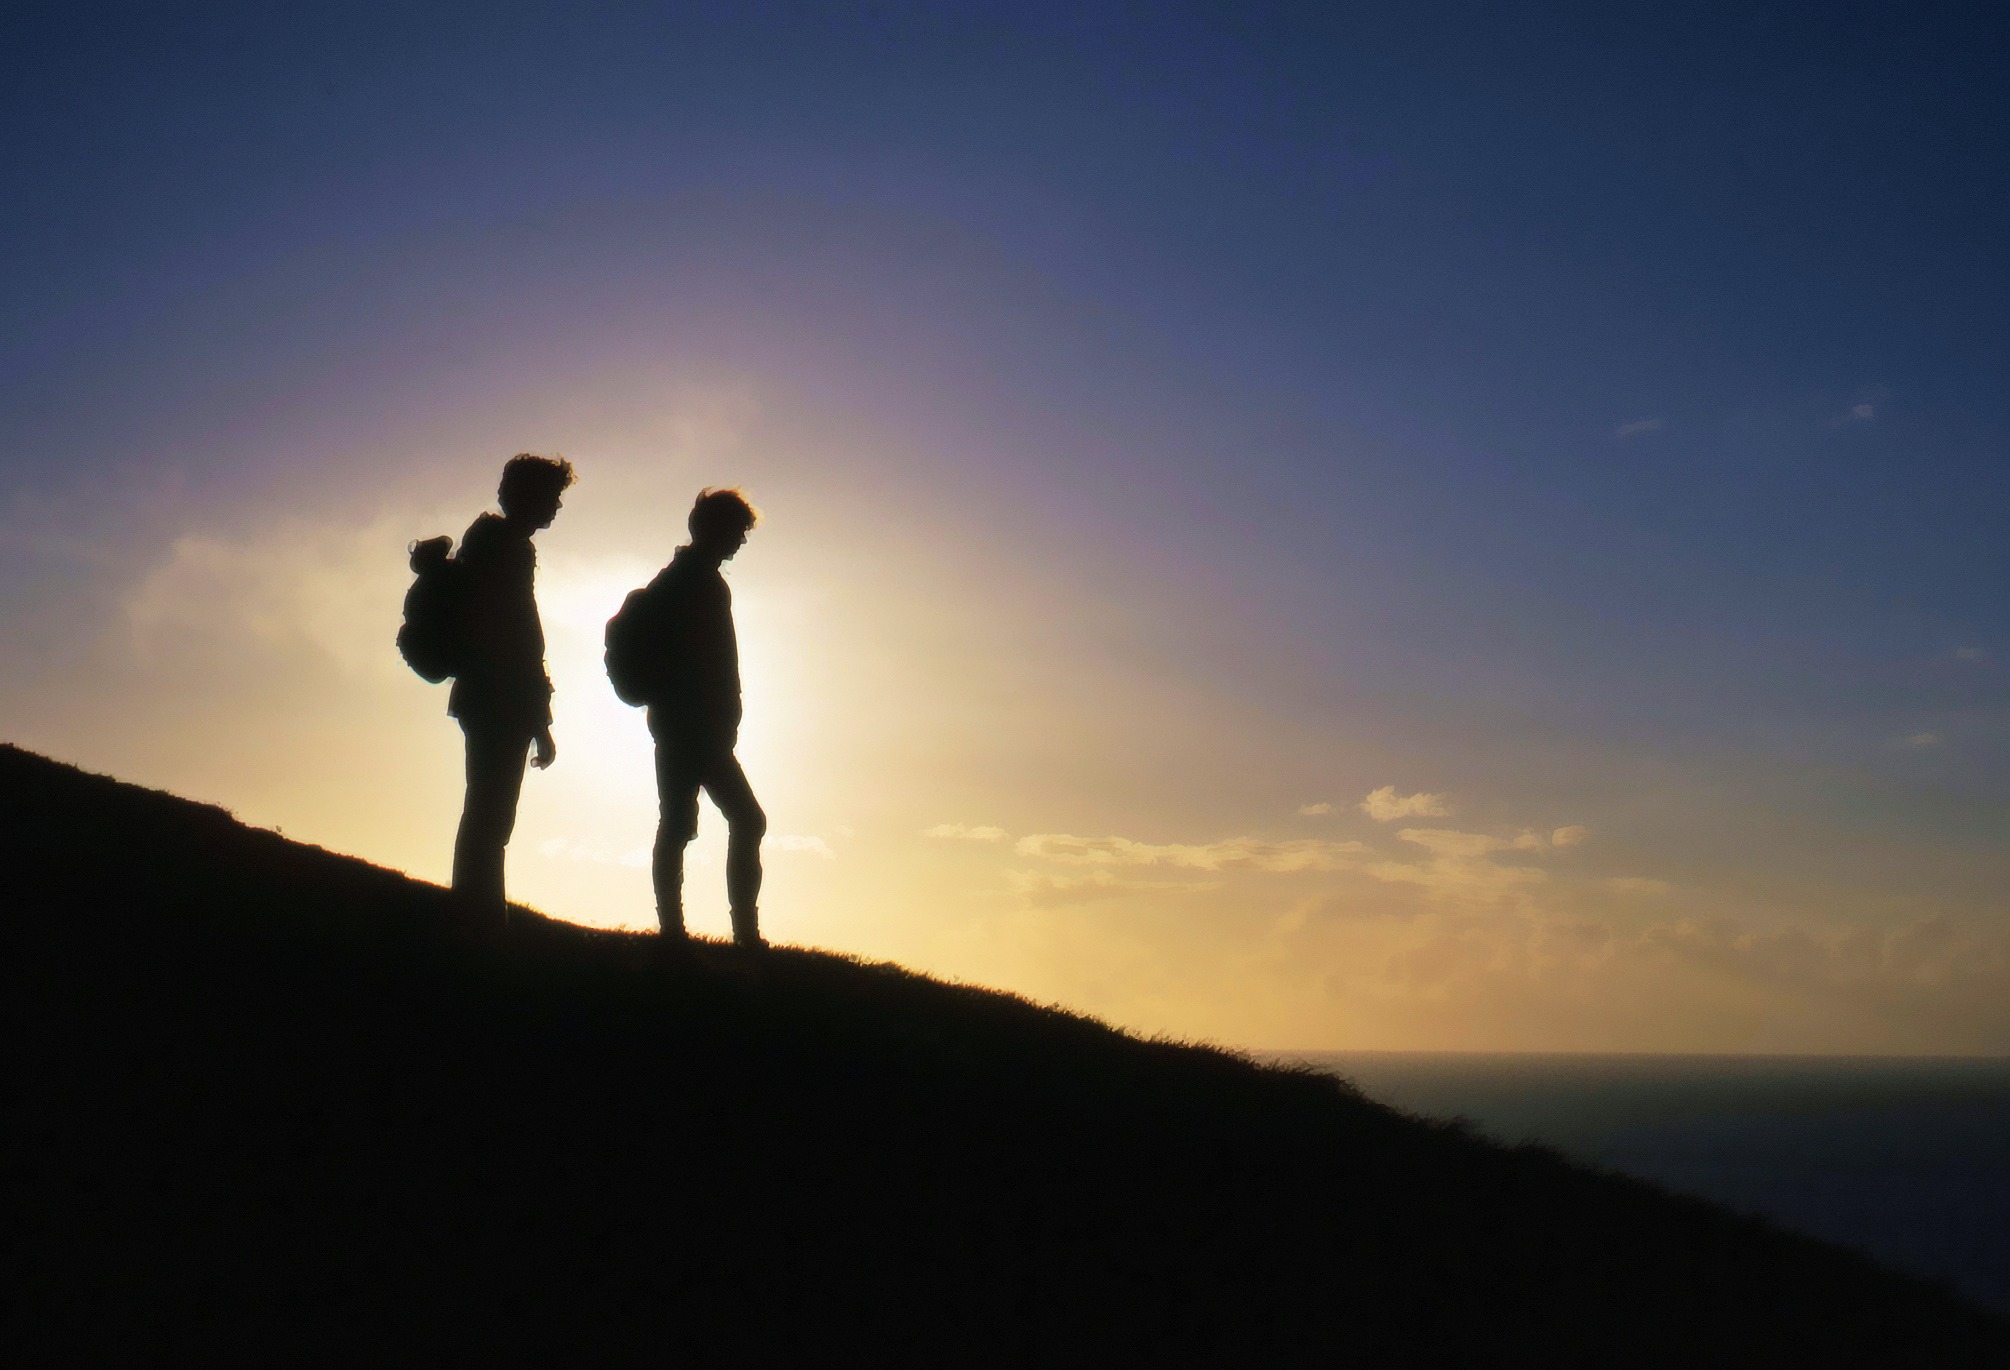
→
(5, 2, 2008, 1048)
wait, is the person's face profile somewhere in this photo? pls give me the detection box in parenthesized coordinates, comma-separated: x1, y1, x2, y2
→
(525, 489, 563, 530)
(692, 522, 749, 559)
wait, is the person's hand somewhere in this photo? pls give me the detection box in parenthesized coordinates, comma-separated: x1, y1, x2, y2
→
(532, 729, 557, 770)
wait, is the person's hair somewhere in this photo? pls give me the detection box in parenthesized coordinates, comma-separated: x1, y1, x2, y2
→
(497, 453, 576, 515)
(688, 486, 760, 542)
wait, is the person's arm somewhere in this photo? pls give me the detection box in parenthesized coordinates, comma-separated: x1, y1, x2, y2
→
(701, 579, 742, 737)
(532, 726, 556, 769)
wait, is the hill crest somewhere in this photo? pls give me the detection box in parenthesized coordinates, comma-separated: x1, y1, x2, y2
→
(7, 742, 2004, 1365)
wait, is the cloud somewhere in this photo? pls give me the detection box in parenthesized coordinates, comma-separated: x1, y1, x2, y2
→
(1382, 823, 1583, 851)
(1359, 787, 1449, 822)
(1363, 856, 1547, 899)
(1956, 647, 1986, 662)
(1426, 910, 1967, 998)
(1352, 825, 1589, 904)
(538, 837, 650, 869)
(1614, 418, 1663, 438)
(1283, 893, 1424, 925)
(776, 835, 836, 859)
(1605, 876, 1673, 896)
(924, 823, 1008, 841)
(123, 518, 415, 680)
(1900, 732, 1941, 749)
(1297, 802, 1335, 816)
(1290, 896, 2010, 1051)
(1828, 398, 1882, 428)
(1638, 913, 1995, 998)
(1014, 833, 1368, 873)
(1393, 827, 1543, 858)
(1009, 868, 1221, 908)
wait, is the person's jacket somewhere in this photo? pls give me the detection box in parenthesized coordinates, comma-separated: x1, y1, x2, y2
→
(448, 512, 554, 731)
(644, 545, 740, 743)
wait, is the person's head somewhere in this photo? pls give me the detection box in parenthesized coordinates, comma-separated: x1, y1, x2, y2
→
(687, 486, 760, 560)
(498, 453, 576, 529)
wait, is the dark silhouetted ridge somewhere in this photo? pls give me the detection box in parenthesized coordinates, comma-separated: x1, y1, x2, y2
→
(6, 743, 2004, 1365)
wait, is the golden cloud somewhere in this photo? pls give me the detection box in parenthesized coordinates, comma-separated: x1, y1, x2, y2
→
(1014, 833, 1369, 873)
(1009, 868, 1221, 908)
(1359, 786, 1450, 821)
(925, 823, 1009, 841)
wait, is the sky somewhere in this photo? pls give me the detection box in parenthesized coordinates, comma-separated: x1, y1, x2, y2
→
(5, 0, 2009, 1052)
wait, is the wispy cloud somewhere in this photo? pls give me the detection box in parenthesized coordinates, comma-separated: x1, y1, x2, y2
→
(1014, 833, 1368, 873)
(992, 798, 1624, 921)
(537, 837, 650, 869)
(925, 823, 1008, 841)
(1363, 856, 1547, 899)
(1639, 912, 1993, 998)
(1382, 825, 1586, 858)
(1297, 802, 1335, 816)
(123, 518, 416, 679)
(1828, 394, 1885, 428)
(1392, 827, 1542, 859)
(1899, 732, 1941, 749)
(1605, 876, 1673, 896)
(776, 834, 836, 859)
(1355, 824, 1589, 903)
(1312, 903, 2010, 1050)
(1614, 418, 1663, 438)
(1359, 786, 1449, 822)
(1009, 869, 1221, 908)
(1955, 647, 1985, 662)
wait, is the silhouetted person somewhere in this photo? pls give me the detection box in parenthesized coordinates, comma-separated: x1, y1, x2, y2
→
(637, 488, 766, 948)
(449, 453, 575, 927)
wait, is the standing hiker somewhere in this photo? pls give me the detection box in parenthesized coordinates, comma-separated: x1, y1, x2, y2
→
(448, 453, 574, 926)
(605, 487, 766, 948)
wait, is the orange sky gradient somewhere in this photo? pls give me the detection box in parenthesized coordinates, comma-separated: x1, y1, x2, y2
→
(7, 7, 2009, 1056)
(9, 358, 2007, 1055)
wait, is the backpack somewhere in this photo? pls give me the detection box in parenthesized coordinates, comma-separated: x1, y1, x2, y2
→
(605, 573, 676, 706)
(396, 536, 467, 684)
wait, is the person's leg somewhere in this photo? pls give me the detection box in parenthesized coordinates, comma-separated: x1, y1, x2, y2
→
(453, 722, 530, 926)
(701, 751, 766, 946)
(652, 733, 704, 938)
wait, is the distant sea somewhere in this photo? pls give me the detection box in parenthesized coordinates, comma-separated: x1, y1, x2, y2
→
(1274, 1052, 2010, 1316)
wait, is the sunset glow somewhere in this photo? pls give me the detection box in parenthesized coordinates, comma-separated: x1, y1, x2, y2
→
(6, 4, 2008, 1054)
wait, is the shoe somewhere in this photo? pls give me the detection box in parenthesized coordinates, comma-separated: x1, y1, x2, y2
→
(729, 906, 765, 950)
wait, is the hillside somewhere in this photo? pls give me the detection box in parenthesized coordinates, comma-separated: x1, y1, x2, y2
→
(7, 743, 2004, 1366)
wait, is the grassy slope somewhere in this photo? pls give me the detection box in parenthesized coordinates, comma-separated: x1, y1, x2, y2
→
(7, 743, 2004, 1366)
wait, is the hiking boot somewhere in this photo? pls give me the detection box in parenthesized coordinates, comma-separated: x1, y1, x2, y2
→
(729, 906, 765, 951)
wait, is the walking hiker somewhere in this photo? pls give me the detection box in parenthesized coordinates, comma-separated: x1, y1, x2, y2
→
(605, 487, 766, 948)
(444, 453, 574, 926)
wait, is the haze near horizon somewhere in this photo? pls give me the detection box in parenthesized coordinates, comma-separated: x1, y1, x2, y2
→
(5, 1, 2007, 1053)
